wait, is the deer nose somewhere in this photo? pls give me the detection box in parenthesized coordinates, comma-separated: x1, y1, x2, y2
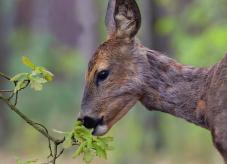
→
(78, 116, 103, 129)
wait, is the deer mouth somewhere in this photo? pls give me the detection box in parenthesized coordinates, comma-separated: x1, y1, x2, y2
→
(92, 123, 109, 136)
(91, 116, 109, 136)
(90, 116, 108, 136)
(92, 102, 133, 136)
(80, 116, 108, 136)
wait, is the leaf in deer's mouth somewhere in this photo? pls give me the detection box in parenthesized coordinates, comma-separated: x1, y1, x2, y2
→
(58, 121, 114, 163)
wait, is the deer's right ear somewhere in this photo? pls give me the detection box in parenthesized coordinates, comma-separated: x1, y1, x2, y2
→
(105, 0, 141, 40)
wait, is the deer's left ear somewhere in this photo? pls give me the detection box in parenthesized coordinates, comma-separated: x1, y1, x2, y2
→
(105, 0, 141, 40)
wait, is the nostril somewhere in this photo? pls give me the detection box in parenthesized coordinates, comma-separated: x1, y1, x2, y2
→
(83, 116, 97, 129)
(83, 116, 103, 129)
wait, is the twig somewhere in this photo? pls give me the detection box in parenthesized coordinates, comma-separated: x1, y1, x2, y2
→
(0, 72, 11, 80)
(14, 91, 19, 106)
(34, 123, 53, 158)
(18, 80, 30, 91)
(56, 149, 64, 159)
(0, 72, 67, 164)
(53, 143, 58, 164)
(0, 89, 13, 93)
(13, 80, 30, 105)
(0, 94, 64, 145)
(44, 141, 65, 164)
(7, 92, 15, 101)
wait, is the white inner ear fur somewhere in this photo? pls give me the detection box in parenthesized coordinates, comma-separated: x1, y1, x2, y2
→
(115, 7, 136, 38)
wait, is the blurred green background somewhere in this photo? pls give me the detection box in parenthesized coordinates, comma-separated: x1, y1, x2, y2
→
(0, 0, 226, 163)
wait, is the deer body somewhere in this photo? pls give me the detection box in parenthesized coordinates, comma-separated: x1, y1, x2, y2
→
(140, 47, 210, 128)
(78, 0, 227, 163)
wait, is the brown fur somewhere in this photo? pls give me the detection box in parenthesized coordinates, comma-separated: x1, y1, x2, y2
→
(79, 0, 227, 163)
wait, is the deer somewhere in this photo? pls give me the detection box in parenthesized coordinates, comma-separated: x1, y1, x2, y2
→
(78, 0, 227, 163)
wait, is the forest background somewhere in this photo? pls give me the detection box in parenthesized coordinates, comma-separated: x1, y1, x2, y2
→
(0, 0, 227, 163)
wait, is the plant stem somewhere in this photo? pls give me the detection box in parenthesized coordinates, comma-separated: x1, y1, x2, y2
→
(0, 93, 64, 144)
(0, 72, 67, 164)
(0, 89, 13, 93)
(0, 72, 11, 80)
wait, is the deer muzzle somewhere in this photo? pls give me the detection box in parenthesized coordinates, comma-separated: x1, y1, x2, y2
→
(78, 116, 108, 136)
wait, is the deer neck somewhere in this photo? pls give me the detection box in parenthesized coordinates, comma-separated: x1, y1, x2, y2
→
(140, 49, 210, 129)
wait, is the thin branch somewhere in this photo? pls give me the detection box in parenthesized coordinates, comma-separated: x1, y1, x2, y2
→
(56, 149, 64, 159)
(7, 92, 15, 101)
(44, 142, 65, 164)
(0, 73, 67, 164)
(13, 80, 30, 105)
(0, 94, 64, 144)
(0, 89, 13, 93)
(53, 144, 58, 164)
(34, 123, 53, 158)
(0, 72, 11, 80)
(8, 81, 17, 101)
(14, 91, 19, 106)
(19, 80, 30, 90)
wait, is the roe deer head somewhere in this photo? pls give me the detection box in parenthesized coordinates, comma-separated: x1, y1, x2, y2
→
(78, 0, 227, 162)
(79, 0, 144, 136)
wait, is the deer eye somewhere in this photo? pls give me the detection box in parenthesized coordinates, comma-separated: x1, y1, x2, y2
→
(96, 70, 109, 84)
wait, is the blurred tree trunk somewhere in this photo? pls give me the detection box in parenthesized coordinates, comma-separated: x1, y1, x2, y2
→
(49, 0, 82, 47)
(0, 0, 15, 146)
(140, 0, 193, 153)
(75, 0, 99, 60)
(32, 0, 98, 60)
(140, 0, 172, 152)
(150, 0, 171, 53)
(31, 0, 50, 33)
(15, 0, 98, 74)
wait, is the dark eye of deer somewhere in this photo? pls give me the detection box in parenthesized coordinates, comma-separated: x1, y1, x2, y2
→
(96, 70, 109, 85)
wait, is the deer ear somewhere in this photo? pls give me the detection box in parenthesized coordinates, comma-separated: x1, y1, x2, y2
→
(105, 0, 141, 39)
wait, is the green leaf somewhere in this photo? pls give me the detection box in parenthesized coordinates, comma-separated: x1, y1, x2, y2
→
(30, 80, 43, 91)
(16, 157, 22, 164)
(75, 120, 83, 127)
(22, 56, 36, 70)
(24, 159, 38, 164)
(72, 142, 85, 158)
(38, 67, 54, 81)
(36, 78, 47, 84)
(93, 143, 107, 159)
(33, 68, 42, 74)
(97, 137, 114, 150)
(96, 139, 108, 150)
(14, 80, 28, 93)
(64, 121, 114, 163)
(29, 76, 47, 91)
(34, 67, 54, 81)
(74, 127, 91, 138)
(15, 157, 37, 164)
(11, 73, 29, 82)
(98, 136, 114, 143)
(83, 149, 95, 164)
(86, 138, 93, 150)
(10, 56, 54, 94)
(63, 131, 74, 149)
